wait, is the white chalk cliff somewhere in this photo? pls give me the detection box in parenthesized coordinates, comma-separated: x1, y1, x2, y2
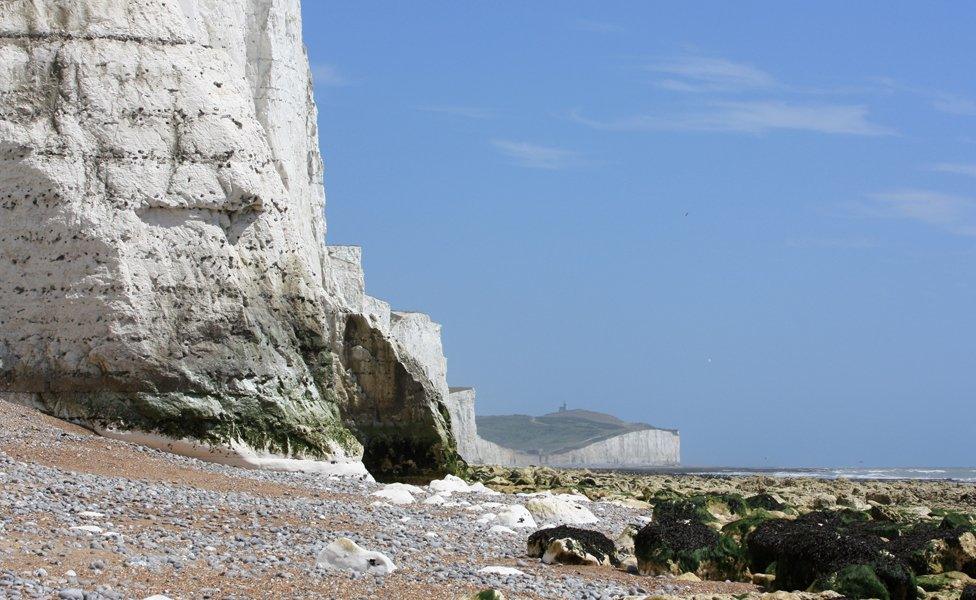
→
(0, 0, 461, 476)
(446, 389, 681, 468)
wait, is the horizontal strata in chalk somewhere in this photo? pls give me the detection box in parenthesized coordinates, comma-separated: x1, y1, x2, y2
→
(0, 0, 461, 477)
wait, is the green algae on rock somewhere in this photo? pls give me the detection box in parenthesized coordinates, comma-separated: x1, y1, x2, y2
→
(634, 499, 749, 580)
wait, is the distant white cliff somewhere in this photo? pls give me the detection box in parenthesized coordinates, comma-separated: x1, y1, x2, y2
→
(444, 389, 681, 468)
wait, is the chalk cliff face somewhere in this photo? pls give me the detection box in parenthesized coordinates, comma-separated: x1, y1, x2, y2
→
(445, 388, 522, 465)
(0, 0, 458, 477)
(446, 389, 681, 468)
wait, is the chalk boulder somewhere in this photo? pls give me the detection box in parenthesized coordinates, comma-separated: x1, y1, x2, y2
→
(316, 538, 395, 575)
(526, 496, 598, 526)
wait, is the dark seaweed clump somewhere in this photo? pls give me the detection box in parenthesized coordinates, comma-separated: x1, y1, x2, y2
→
(527, 525, 618, 565)
(634, 499, 747, 580)
(745, 493, 786, 512)
(887, 522, 976, 576)
(748, 511, 917, 600)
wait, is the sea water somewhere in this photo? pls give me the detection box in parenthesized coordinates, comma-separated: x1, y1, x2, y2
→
(624, 466, 976, 482)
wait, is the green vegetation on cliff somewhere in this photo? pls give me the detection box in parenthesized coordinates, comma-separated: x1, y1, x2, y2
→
(476, 409, 671, 454)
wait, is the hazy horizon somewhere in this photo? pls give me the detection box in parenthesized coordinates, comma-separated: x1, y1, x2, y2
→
(302, 2, 976, 468)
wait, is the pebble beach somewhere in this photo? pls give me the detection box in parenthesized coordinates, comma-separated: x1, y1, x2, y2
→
(1, 399, 973, 600)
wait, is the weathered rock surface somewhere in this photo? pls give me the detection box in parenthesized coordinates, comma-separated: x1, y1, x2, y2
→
(0, 0, 458, 477)
(316, 537, 396, 575)
(525, 494, 599, 526)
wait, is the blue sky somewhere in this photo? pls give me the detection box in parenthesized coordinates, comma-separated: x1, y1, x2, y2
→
(300, 2, 976, 468)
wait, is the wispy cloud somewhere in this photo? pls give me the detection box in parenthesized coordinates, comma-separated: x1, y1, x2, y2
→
(868, 78, 976, 117)
(491, 139, 584, 170)
(417, 105, 495, 119)
(931, 163, 976, 177)
(573, 19, 624, 34)
(570, 101, 892, 136)
(864, 190, 976, 236)
(311, 63, 348, 87)
(647, 56, 776, 93)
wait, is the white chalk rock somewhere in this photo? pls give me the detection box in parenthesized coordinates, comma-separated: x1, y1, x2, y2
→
(526, 496, 598, 526)
(495, 505, 537, 529)
(488, 525, 517, 536)
(468, 482, 502, 495)
(423, 494, 448, 505)
(77, 511, 106, 518)
(0, 0, 459, 482)
(476, 513, 497, 524)
(428, 474, 473, 493)
(478, 566, 526, 576)
(382, 482, 426, 495)
(555, 493, 592, 503)
(69, 525, 104, 534)
(316, 538, 396, 575)
(371, 486, 415, 505)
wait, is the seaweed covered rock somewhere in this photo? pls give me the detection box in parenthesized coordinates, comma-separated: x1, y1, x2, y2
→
(527, 525, 618, 566)
(746, 493, 788, 512)
(888, 521, 976, 577)
(470, 591, 506, 600)
(646, 493, 752, 526)
(722, 510, 779, 544)
(916, 571, 975, 592)
(811, 564, 891, 599)
(748, 511, 917, 600)
(634, 499, 747, 579)
(615, 523, 640, 554)
(937, 512, 976, 531)
(963, 584, 976, 600)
